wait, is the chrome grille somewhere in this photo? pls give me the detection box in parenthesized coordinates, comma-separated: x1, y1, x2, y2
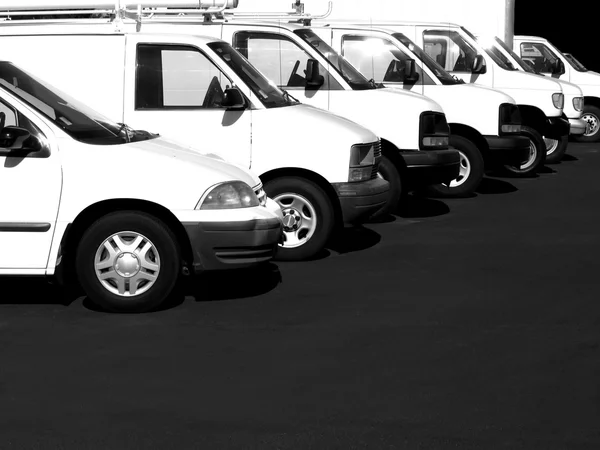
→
(371, 140, 382, 180)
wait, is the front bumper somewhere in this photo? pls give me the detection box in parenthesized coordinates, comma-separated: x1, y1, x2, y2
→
(569, 118, 588, 135)
(183, 217, 282, 272)
(400, 149, 461, 188)
(332, 176, 390, 224)
(484, 135, 531, 166)
(542, 116, 571, 139)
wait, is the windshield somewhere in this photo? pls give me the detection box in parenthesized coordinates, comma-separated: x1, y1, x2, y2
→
(491, 36, 536, 73)
(564, 53, 588, 72)
(294, 29, 376, 90)
(393, 33, 463, 85)
(0, 61, 145, 145)
(208, 41, 297, 108)
(471, 31, 518, 71)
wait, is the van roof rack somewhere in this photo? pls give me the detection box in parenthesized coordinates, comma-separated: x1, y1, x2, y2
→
(0, 0, 331, 26)
(0, 1, 238, 23)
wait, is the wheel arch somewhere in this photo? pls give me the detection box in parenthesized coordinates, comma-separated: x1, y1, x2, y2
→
(259, 168, 343, 228)
(448, 123, 488, 155)
(517, 104, 549, 134)
(583, 96, 600, 109)
(57, 199, 193, 286)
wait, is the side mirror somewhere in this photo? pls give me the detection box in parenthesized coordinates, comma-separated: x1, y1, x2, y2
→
(472, 54, 487, 74)
(0, 126, 42, 152)
(552, 59, 565, 75)
(305, 59, 325, 87)
(404, 58, 419, 83)
(221, 87, 246, 110)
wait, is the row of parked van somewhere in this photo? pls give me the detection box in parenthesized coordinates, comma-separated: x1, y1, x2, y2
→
(0, 1, 595, 313)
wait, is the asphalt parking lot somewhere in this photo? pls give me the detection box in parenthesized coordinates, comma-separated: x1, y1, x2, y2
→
(1, 143, 599, 449)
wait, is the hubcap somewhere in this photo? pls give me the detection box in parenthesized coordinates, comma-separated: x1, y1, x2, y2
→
(94, 231, 160, 297)
(543, 137, 559, 155)
(511, 141, 536, 171)
(444, 150, 471, 188)
(273, 193, 317, 248)
(582, 113, 599, 137)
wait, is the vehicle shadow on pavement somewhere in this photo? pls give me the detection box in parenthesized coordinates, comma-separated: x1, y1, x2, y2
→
(0, 277, 74, 306)
(538, 165, 558, 174)
(184, 262, 282, 303)
(561, 154, 579, 162)
(476, 177, 519, 195)
(326, 225, 381, 255)
(395, 194, 450, 218)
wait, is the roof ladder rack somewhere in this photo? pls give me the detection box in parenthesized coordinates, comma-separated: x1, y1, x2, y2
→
(0, 1, 236, 23)
(221, 1, 333, 26)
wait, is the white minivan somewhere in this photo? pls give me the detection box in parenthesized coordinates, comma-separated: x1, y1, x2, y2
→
(513, 35, 600, 143)
(475, 35, 586, 163)
(390, 21, 572, 174)
(0, 11, 390, 262)
(0, 59, 284, 313)
(309, 22, 532, 196)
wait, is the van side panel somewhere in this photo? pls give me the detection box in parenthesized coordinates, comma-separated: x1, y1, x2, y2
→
(0, 34, 127, 123)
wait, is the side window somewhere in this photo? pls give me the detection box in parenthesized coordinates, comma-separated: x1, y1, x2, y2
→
(0, 99, 47, 155)
(136, 44, 233, 109)
(233, 32, 343, 90)
(341, 35, 433, 85)
(423, 30, 478, 73)
(520, 43, 557, 74)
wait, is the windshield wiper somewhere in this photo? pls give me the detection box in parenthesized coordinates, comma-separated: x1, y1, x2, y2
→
(116, 122, 135, 142)
(451, 74, 465, 84)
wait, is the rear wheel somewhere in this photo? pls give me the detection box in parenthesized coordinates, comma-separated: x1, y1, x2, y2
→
(544, 134, 569, 164)
(264, 177, 334, 262)
(502, 125, 545, 177)
(427, 135, 484, 198)
(574, 105, 600, 143)
(75, 211, 181, 313)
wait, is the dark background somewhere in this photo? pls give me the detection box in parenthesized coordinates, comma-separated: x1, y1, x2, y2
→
(514, 2, 594, 70)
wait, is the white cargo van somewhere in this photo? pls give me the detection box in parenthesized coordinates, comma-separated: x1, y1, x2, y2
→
(513, 35, 600, 144)
(209, 18, 465, 201)
(308, 22, 532, 196)
(0, 59, 284, 313)
(0, 3, 391, 262)
(475, 35, 586, 163)
(390, 21, 572, 175)
(123, 7, 463, 201)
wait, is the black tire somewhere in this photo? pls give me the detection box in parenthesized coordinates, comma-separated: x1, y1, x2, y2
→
(544, 134, 569, 164)
(369, 154, 404, 220)
(573, 105, 600, 143)
(75, 211, 181, 313)
(427, 135, 484, 198)
(502, 125, 546, 177)
(263, 177, 335, 262)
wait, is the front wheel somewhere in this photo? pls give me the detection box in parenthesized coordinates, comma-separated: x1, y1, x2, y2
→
(264, 177, 334, 262)
(427, 135, 484, 198)
(574, 105, 600, 143)
(75, 211, 182, 313)
(544, 134, 569, 164)
(369, 154, 404, 220)
(502, 125, 546, 177)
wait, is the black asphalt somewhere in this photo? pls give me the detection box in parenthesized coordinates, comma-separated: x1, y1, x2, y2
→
(1, 143, 599, 449)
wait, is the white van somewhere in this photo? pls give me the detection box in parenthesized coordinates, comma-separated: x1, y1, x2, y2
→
(475, 35, 586, 163)
(204, 19, 466, 201)
(388, 21, 571, 174)
(0, 59, 284, 313)
(513, 35, 600, 144)
(308, 22, 532, 196)
(0, 6, 390, 262)
(112, 9, 464, 202)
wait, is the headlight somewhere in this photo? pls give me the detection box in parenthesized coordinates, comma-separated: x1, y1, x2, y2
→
(197, 181, 260, 210)
(552, 93, 564, 109)
(499, 103, 522, 135)
(419, 112, 449, 150)
(348, 140, 380, 182)
(573, 97, 584, 112)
